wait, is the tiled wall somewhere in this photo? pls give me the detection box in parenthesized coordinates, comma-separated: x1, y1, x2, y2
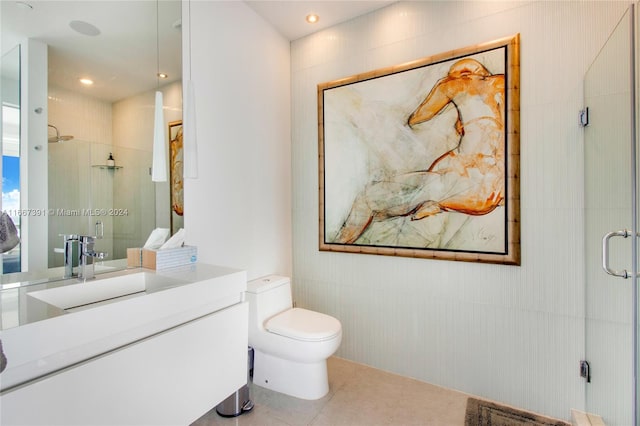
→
(48, 85, 112, 146)
(290, 1, 629, 421)
(47, 85, 113, 266)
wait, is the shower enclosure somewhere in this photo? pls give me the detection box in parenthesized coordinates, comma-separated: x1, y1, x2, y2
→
(584, 4, 638, 425)
(47, 139, 155, 268)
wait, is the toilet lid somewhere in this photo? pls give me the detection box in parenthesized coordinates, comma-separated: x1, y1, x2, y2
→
(265, 308, 341, 342)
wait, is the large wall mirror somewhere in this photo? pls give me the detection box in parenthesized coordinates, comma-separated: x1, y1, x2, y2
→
(0, 1, 182, 283)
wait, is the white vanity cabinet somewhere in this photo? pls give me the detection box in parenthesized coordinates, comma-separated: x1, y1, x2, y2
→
(0, 264, 248, 425)
(2, 302, 247, 425)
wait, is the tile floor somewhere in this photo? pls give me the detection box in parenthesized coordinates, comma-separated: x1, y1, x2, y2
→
(192, 356, 472, 426)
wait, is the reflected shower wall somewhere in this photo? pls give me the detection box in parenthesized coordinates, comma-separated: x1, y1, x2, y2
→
(48, 140, 154, 267)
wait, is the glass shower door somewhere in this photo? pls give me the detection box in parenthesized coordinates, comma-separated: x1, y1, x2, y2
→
(584, 6, 636, 425)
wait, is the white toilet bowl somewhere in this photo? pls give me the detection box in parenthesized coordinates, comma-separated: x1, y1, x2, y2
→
(246, 275, 342, 400)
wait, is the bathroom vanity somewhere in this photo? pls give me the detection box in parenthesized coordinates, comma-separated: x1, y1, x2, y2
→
(0, 263, 248, 425)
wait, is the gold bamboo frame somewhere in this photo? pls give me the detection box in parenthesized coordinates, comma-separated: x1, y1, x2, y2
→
(317, 34, 520, 265)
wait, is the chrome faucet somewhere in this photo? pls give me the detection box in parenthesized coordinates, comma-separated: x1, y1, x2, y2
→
(63, 234, 79, 279)
(78, 235, 107, 280)
(62, 225, 108, 280)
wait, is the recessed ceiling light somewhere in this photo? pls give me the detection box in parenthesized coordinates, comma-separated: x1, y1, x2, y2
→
(305, 14, 319, 24)
(79, 78, 94, 85)
(157, 73, 168, 79)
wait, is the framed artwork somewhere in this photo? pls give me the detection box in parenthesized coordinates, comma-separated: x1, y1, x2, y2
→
(318, 35, 520, 265)
(168, 120, 184, 234)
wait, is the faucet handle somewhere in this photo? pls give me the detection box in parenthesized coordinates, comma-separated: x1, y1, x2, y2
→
(79, 235, 108, 260)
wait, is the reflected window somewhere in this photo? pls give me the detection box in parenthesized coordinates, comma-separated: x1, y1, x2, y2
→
(1, 44, 21, 273)
(2, 104, 21, 273)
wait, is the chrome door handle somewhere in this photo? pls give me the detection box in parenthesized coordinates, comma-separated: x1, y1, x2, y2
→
(602, 229, 635, 278)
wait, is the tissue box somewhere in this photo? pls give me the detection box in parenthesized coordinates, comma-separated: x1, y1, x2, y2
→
(142, 245, 198, 270)
(127, 248, 143, 268)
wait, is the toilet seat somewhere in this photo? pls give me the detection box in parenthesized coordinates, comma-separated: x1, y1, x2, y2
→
(265, 308, 341, 342)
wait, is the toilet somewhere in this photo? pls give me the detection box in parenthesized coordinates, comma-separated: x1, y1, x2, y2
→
(246, 275, 342, 400)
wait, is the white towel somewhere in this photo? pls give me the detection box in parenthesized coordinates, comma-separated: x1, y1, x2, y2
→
(143, 228, 170, 249)
(160, 228, 186, 249)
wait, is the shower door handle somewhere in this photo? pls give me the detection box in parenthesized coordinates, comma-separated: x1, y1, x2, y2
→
(602, 229, 636, 279)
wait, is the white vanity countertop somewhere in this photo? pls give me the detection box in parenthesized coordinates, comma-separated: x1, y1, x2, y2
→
(0, 263, 247, 392)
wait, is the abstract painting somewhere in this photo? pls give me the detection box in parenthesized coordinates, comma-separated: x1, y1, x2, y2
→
(168, 120, 184, 234)
(318, 35, 520, 265)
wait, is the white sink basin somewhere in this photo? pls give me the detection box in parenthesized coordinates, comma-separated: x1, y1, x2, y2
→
(28, 272, 188, 312)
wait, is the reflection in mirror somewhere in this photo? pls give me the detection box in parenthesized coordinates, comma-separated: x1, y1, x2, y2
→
(0, 1, 182, 284)
(47, 139, 155, 267)
(1, 46, 22, 274)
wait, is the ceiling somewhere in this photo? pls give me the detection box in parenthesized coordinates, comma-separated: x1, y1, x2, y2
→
(246, 1, 396, 41)
(1, 1, 393, 103)
(1, 0, 182, 103)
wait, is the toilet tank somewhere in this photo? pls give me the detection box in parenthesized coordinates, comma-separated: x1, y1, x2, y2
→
(246, 275, 293, 325)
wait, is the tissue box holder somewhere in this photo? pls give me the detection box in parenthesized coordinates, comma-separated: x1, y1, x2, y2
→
(142, 245, 198, 270)
(127, 248, 143, 268)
